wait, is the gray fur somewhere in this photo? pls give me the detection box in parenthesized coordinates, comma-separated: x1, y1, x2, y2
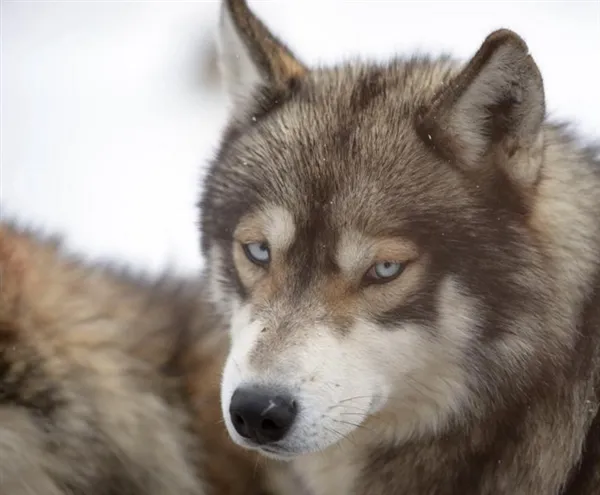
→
(200, 1, 600, 493)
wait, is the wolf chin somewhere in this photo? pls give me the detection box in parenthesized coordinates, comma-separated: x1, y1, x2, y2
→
(200, 0, 600, 493)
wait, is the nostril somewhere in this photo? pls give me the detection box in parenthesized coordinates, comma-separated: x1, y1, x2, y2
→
(231, 412, 251, 439)
(233, 413, 245, 428)
(261, 418, 278, 431)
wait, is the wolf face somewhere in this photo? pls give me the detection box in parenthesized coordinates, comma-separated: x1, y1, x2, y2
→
(200, 0, 585, 460)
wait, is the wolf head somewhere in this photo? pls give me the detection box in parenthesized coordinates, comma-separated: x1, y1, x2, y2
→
(199, 0, 583, 460)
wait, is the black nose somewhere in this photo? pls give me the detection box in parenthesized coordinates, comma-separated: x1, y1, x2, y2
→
(229, 387, 298, 444)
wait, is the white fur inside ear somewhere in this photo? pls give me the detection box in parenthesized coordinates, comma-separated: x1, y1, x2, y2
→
(217, 3, 263, 105)
(439, 33, 544, 173)
(451, 44, 521, 166)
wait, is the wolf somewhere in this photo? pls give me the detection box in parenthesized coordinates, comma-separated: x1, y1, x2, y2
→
(199, 0, 600, 493)
(0, 221, 271, 495)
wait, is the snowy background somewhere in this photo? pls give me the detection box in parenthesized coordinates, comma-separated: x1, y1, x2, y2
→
(3, 0, 599, 275)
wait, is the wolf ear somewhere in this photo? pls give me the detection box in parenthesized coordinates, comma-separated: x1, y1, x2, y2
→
(217, 0, 306, 104)
(418, 29, 545, 185)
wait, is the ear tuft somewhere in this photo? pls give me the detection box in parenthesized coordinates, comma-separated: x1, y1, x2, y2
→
(217, 0, 306, 105)
(418, 29, 545, 175)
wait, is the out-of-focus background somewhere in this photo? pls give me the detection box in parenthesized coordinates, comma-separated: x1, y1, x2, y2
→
(3, 1, 599, 275)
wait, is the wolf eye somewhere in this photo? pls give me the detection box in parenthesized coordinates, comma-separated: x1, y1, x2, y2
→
(242, 242, 271, 266)
(365, 261, 405, 283)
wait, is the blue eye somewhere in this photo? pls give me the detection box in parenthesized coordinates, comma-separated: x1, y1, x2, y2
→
(243, 242, 271, 265)
(366, 261, 405, 283)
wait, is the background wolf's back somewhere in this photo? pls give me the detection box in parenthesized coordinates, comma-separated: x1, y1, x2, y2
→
(0, 223, 268, 494)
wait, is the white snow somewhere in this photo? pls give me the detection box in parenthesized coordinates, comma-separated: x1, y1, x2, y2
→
(2, 0, 599, 274)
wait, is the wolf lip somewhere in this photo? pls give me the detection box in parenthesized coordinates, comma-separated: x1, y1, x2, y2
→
(260, 446, 284, 453)
(258, 445, 296, 460)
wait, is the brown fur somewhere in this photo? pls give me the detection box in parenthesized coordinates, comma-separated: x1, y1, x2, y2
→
(201, 1, 600, 494)
(0, 222, 271, 494)
(223, 0, 305, 84)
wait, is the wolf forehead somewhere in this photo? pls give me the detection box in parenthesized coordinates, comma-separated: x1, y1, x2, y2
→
(201, 60, 486, 238)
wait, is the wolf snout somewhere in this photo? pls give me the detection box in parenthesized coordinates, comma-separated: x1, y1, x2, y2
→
(229, 386, 298, 444)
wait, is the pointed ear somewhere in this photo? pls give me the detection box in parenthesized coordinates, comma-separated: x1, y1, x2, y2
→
(418, 29, 545, 185)
(217, 0, 307, 104)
